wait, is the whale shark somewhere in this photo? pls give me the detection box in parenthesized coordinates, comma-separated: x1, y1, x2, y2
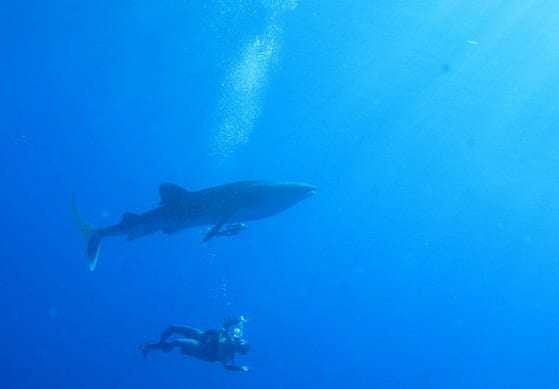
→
(72, 180, 316, 271)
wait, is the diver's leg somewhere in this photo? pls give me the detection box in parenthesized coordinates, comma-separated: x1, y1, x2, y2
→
(159, 325, 205, 342)
(175, 338, 202, 358)
(141, 340, 174, 358)
(142, 338, 198, 356)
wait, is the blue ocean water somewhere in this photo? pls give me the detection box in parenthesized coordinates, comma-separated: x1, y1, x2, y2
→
(2, 1, 559, 387)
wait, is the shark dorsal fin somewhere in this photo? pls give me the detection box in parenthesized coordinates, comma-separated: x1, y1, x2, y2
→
(159, 183, 192, 204)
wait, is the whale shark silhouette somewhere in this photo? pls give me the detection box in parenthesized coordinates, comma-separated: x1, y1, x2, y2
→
(73, 180, 316, 270)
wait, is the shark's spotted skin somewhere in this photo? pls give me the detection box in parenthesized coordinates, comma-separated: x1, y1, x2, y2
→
(73, 181, 316, 271)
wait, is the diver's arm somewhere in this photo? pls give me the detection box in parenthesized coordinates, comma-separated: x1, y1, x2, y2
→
(223, 316, 243, 330)
(223, 364, 251, 372)
(221, 347, 250, 372)
(222, 315, 247, 332)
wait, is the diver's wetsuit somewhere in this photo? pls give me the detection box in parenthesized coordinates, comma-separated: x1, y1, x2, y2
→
(142, 323, 249, 371)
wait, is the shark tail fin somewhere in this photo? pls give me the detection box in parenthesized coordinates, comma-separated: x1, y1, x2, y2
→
(72, 194, 102, 271)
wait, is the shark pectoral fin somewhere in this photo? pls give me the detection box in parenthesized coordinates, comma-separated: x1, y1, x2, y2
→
(159, 183, 192, 205)
(221, 223, 246, 237)
(203, 221, 226, 243)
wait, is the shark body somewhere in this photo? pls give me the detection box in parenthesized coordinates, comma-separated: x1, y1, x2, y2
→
(73, 181, 316, 270)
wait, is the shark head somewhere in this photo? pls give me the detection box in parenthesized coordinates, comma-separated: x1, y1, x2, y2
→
(270, 182, 317, 203)
(236, 181, 316, 220)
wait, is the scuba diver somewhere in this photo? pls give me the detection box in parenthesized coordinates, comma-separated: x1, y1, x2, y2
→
(141, 316, 251, 372)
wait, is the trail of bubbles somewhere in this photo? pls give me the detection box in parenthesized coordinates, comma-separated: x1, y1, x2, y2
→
(211, 0, 297, 162)
(262, 0, 297, 12)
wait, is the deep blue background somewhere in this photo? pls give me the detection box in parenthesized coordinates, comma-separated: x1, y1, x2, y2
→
(2, 1, 559, 388)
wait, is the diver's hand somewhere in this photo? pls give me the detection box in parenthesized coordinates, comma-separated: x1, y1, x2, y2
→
(224, 364, 251, 372)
